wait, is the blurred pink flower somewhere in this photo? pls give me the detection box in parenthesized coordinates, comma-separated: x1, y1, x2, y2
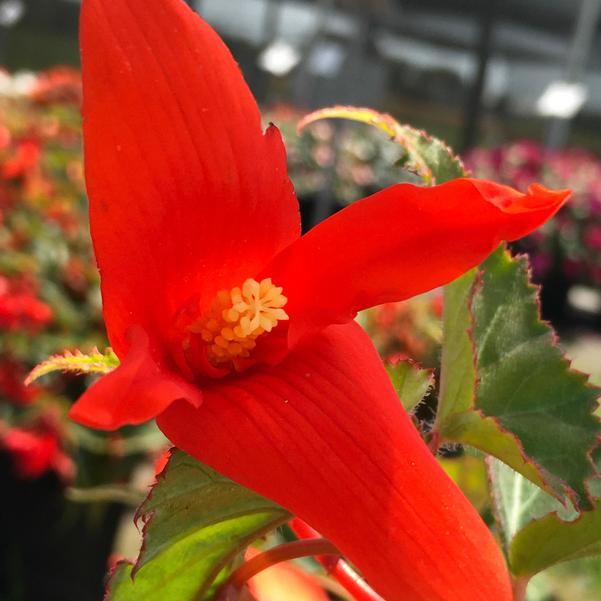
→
(584, 226, 601, 251)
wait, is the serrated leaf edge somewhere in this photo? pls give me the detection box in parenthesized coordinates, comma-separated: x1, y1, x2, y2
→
(465, 248, 601, 511)
(25, 347, 119, 385)
(297, 105, 469, 184)
(103, 561, 135, 601)
(385, 356, 435, 414)
(486, 457, 601, 577)
(128, 450, 290, 601)
(508, 502, 601, 576)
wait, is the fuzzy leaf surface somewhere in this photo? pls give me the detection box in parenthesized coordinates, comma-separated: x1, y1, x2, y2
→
(437, 246, 600, 509)
(386, 360, 434, 412)
(105, 450, 291, 601)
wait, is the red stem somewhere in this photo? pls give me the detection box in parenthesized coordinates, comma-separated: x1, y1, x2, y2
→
(512, 576, 530, 601)
(220, 538, 338, 593)
(290, 518, 386, 601)
(428, 429, 441, 455)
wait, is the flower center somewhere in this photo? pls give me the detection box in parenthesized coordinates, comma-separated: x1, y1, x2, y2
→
(187, 278, 289, 365)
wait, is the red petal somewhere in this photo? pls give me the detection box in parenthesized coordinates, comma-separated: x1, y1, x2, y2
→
(157, 322, 512, 601)
(81, 0, 300, 356)
(265, 178, 568, 345)
(69, 326, 202, 429)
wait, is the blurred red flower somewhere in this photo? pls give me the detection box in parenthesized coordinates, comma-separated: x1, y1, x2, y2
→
(0, 275, 52, 332)
(29, 67, 82, 106)
(2, 425, 73, 481)
(0, 357, 40, 405)
(2, 139, 41, 180)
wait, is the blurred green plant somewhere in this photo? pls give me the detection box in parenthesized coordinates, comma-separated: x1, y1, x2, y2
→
(0, 68, 167, 488)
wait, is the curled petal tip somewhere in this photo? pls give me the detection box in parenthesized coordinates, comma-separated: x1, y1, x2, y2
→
(470, 179, 570, 215)
(524, 183, 571, 211)
(466, 178, 569, 242)
(499, 182, 570, 214)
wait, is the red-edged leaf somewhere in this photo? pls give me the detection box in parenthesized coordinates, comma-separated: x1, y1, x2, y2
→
(436, 246, 601, 509)
(104, 450, 290, 601)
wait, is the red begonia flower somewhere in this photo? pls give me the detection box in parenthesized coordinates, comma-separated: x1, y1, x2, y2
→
(70, 0, 569, 599)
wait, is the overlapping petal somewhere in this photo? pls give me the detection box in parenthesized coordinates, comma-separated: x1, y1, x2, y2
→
(81, 0, 300, 357)
(265, 179, 569, 345)
(157, 322, 512, 601)
(69, 326, 202, 429)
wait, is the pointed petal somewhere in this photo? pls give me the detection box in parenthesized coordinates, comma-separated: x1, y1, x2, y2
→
(81, 0, 300, 355)
(157, 322, 512, 601)
(69, 326, 202, 429)
(265, 179, 568, 345)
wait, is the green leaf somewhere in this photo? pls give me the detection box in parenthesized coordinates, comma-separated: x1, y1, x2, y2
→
(489, 459, 601, 578)
(386, 360, 434, 412)
(490, 459, 579, 548)
(436, 246, 601, 509)
(298, 106, 467, 185)
(105, 450, 291, 601)
(436, 270, 477, 425)
(25, 347, 119, 384)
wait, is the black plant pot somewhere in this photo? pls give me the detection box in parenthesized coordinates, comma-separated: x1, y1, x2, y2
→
(0, 455, 123, 601)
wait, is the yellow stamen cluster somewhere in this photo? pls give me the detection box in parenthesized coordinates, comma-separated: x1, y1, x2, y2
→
(189, 278, 289, 365)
